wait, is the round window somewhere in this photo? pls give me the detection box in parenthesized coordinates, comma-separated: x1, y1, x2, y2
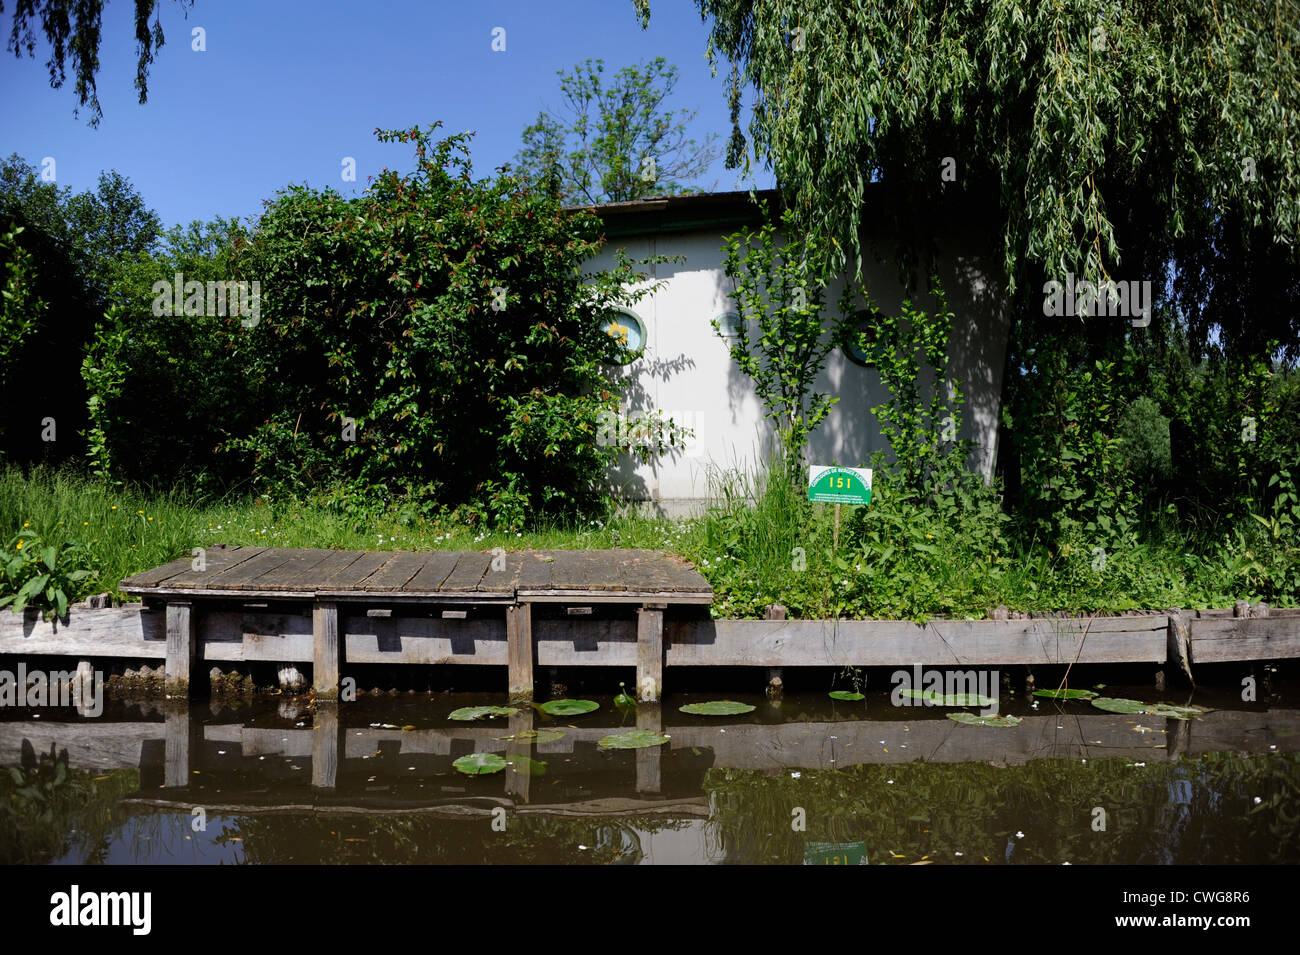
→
(601, 309, 646, 362)
(843, 309, 880, 367)
(714, 309, 742, 339)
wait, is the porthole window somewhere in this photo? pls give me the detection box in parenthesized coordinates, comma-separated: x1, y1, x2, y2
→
(843, 308, 880, 367)
(601, 308, 646, 363)
(714, 309, 743, 339)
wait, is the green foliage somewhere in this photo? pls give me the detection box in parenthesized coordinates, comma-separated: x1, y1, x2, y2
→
(539, 699, 600, 716)
(598, 729, 670, 749)
(4, 0, 193, 127)
(1116, 395, 1172, 483)
(720, 204, 856, 478)
(636, 1, 1300, 357)
(452, 753, 508, 775)
(220, 124, 661, 526)
(512, 57, 719, 204)
(679, 700, 756, 715)
(0, 224, 44, 397)
(0, 530, 94, 620)
(448, 706, 519, 721)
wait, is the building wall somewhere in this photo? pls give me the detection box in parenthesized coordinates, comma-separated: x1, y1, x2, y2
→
(588, 221, 1011, 513)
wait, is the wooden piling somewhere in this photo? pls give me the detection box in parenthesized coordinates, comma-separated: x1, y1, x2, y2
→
(636, 703, 663, 794)
(164, 601, 196, 698)
(312, 600, 341, 699)
(637, 604, 665, 702)
(506, 604, 534, 701)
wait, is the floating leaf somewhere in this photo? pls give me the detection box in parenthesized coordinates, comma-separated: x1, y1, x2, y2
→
(539, 698, 599, 716)
(1032, 688, 1098, 700)
(947, 713, 1022, 727)
(1090, 697, 1206, 719)
(448, 705, 519, 721)
(598, 729, 671, 749)
(494, 729, 566, 744)
(679, 700, 756, 716)
(452, 753, 507, 775)
(828, 690, 865, 701)
(898, 688, 996, 707)
(503, 754, 547, 775)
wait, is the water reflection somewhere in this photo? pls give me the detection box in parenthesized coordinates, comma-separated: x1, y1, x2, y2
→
(2, 691, 1297, 864)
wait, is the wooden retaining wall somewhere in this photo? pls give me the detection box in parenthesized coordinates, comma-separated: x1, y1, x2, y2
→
(2, 605, 1298, 697)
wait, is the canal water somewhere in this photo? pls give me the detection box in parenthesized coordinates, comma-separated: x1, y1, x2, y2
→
(3, 685, 1297, 865)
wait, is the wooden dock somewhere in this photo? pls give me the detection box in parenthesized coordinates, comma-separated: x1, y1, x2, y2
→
(0, 547, 1297, 700)
(117, 546, 711, 701)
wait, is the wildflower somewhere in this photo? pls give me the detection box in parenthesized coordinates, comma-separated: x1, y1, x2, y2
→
(17, 540, 24, 549)
(22, 522, 29, 527)
(83, 522, 89, 526)
(111, 506, 117, 510)
(137, 510, 144, 514)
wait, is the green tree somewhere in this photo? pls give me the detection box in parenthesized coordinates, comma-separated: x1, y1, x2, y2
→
(513, 57, 719, 204)
(3, 0, 194, 126)
(632, 0, 1300, 357)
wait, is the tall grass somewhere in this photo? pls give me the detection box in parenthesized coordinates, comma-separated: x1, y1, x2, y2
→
(0, 462, 1292, 615)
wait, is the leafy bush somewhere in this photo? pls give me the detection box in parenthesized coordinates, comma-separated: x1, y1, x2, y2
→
(0, 531, 94, 620)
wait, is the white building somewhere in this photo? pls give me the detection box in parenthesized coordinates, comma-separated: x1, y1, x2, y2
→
(578, 190, 1012, 513)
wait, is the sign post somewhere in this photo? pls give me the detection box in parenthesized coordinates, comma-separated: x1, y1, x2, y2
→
(807, 465, 872, 551)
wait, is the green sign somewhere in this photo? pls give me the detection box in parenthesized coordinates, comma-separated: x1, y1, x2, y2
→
(803, 840, 869, 865)
(807, 465, 872, 505)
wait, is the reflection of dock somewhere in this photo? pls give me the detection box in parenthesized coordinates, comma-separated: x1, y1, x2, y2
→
(3, 706, 1297, 800)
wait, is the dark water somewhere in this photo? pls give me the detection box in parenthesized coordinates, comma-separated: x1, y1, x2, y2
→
(2, 687, 1297, 865)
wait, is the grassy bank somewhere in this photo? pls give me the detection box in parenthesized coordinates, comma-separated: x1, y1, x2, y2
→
(1, 464, 1295, 620)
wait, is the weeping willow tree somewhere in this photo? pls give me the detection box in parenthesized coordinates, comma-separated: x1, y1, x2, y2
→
(632, 0, 1300, 358)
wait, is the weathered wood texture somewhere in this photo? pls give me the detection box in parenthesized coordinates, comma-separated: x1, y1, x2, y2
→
(8, 607, 1300, 671)
(312, 600, 340, 698)
(120, 547, 711, 603)
(637, 606, 665, 701)
(506, 604, 534, 699)
(664, 617, 1173, 666)
(1189, 616, 1300, 663)
(164, 602, 195, 690)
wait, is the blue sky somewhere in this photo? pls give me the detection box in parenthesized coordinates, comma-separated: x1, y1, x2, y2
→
(0, 0, 767, 229)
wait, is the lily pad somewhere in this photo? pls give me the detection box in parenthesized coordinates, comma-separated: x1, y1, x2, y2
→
(828, 690, 865, 701)
(679, 700, 756, 716)
(598, 729, 671, 750)
(503, 754, 547, 776)
(452, 752, 508, 775)
(494, 728, 566, 744)
(1032, 688, 1099, 700)
(946, 713, 1022, 727)
(448, 705, 519, 721)
(1090, 697, 1206, 719)
(898, 688, 996, 707)
(539, 698, 600, 716)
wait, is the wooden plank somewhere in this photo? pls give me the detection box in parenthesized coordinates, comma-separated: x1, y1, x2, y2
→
(272, 548, 366, 589)
(403, 550, 461, 592)
(442, 551, 493, 592)
(636, 704, 662, 793)
(637, 606, 664, 701)
(507, 603, 534, 699)
(1189, 616, 1300, 663)
(548, 550, 599, 590)
(165, 602, 196, 694)
(358, 551, 431, 591)
(244, 548, 338, 591)
(665, 617, 1169, 667)
(312, 550, 390, 589)
(312, 600, 341, 698)
(164, 705, 192, 788)
(345, 615, 507, 664)
(0, 605, 165, 658)
(534, 619, 638, 666)
(516, 552, 555, 592)
(194, 548, 300, 590)
(480, 551, 526, 592)
(121, 545, 268, 591)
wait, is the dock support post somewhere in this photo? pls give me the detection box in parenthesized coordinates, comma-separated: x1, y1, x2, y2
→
(165, 601, 196, 698)
(311, 702, 340, 789)
(637, 604, 665, 702)
(765, 604, 785, 697)
(636, 703, 662, 794)
(1166, 611, 1195, 686)
(507, 604, 534, 701)
(313, 600, 341, 699)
